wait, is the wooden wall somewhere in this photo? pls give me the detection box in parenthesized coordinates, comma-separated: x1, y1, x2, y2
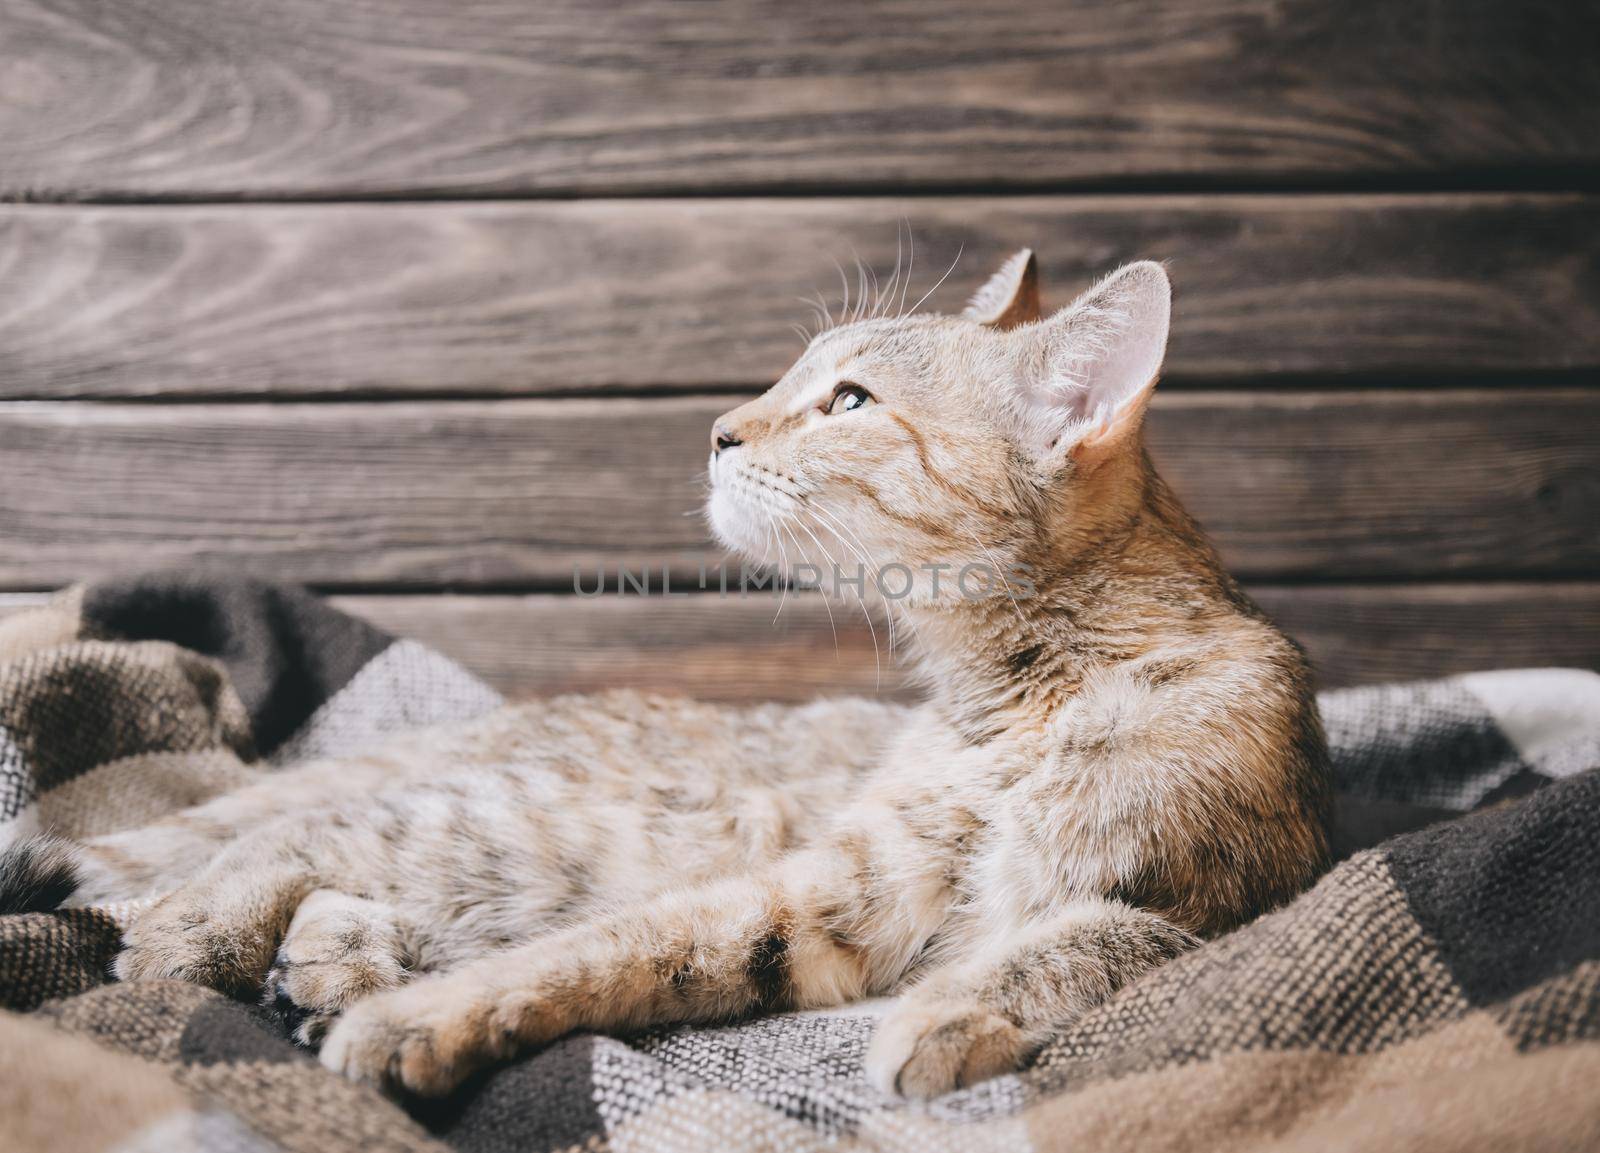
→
(2, 0, 1597, 699)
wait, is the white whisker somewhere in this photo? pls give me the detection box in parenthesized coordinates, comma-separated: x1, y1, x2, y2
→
(908, 244, 965, 316)
(787, 512, 842, 663)
(885, 221, 905, 318)
(808, 500, 909, 670)
(810, 289, 834, 331)
(875, 224, 902, 321)
(767, 507, 791, 625)
(759, 513, 777, 569)
(960, 524, 1027, 627)
(899, 225, 915, 317)
(802, 504, 883, 688)
(776, 516, 815, 637)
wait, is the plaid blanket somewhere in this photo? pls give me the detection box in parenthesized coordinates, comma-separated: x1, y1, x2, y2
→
(2, 574, 1598, 1153)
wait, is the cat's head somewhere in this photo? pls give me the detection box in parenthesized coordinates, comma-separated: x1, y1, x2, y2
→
(706, 253, 1171, 605)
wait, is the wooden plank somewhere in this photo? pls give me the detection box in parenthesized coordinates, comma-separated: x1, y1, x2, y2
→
(1247, 585, 1600, 691)
(335, 585, 1600, 700)
(4, 0, 1596, 199)
(346, 592, 913, 704)
(5, 584, 1596, 700)
(2, 196, 1597, 398)
(0, 390, 1594, 586)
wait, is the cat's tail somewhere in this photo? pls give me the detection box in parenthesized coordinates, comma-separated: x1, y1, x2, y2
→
(0, 833, 82, 913)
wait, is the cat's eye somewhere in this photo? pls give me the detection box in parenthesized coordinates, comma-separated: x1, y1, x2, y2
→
(825, 383, 875, 416)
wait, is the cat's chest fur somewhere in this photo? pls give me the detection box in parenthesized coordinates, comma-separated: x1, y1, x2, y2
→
(866, 697, 1155, 944)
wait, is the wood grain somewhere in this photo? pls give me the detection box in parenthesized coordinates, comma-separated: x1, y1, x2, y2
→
(3, 0, 1596, 198)
(2, 196, 1596, 398)
(8, 584, 1596, 699)
(0, 390, 1594, 587)
(336, 584, 1600, 699)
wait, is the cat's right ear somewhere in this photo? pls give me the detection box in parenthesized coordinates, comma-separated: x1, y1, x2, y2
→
(1007, 261, 1172, 467)
(962, 250, 1040, 330)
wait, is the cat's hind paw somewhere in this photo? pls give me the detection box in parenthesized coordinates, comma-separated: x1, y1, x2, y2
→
(866, 998, 1025, 1099)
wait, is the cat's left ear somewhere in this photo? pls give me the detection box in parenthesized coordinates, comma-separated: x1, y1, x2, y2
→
(962, 249, 1040, 330)
(1011, 261, 1171, 467)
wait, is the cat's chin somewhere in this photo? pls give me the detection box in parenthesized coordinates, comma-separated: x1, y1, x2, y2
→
(705, 487, 767, 565)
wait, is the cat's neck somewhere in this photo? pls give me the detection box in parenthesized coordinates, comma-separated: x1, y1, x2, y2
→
(903, 463, 1235, 742)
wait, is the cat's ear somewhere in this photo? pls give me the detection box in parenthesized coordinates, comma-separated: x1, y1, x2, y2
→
(1010, 261, 1170, 467)
(962, 249, 1041, 330)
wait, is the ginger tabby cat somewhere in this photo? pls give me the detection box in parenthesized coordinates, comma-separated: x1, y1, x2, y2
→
(8, 253, 1330, 1099)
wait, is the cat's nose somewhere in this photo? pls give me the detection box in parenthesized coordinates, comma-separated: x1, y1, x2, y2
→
(712, 422, 743, 456)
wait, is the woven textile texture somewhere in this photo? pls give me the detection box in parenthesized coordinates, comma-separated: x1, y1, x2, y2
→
(2, 575, 1598, 1153)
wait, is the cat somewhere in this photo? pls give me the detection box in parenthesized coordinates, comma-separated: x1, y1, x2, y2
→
(4, 252, 1330, 1100)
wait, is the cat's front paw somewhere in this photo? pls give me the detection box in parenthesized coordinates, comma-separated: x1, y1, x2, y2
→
(114, 888, 277, 997)
(265, 890, 412, 1046)
(319, 981, 485, 1096)
(320, 974, 559, 1097)
(866, 998, 1025, 1099)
